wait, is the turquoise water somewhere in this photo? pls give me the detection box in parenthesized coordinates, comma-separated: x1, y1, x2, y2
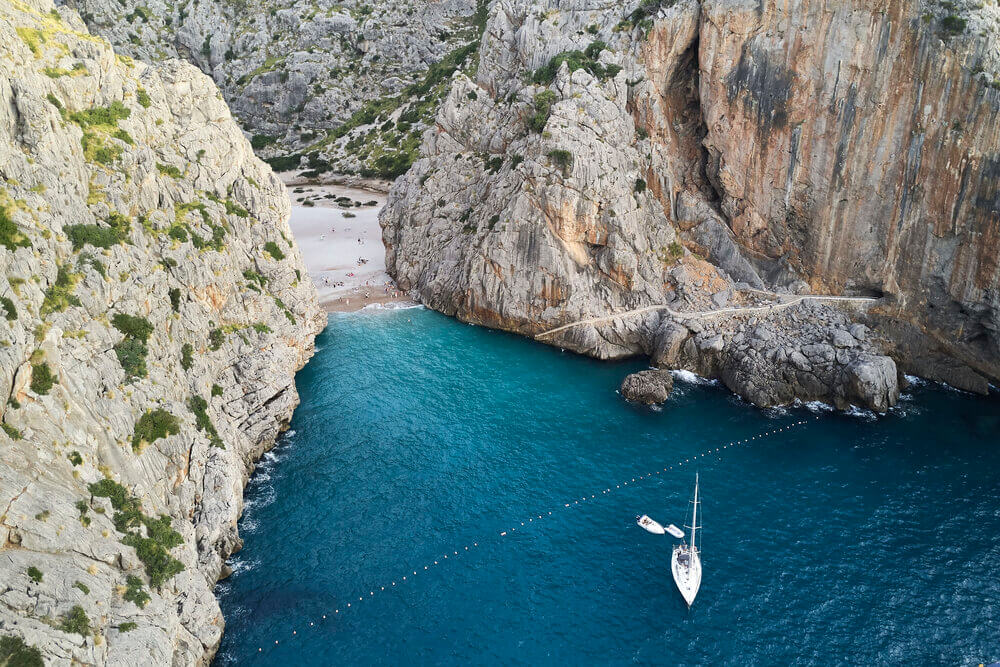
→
(215, 308, 1000, 665)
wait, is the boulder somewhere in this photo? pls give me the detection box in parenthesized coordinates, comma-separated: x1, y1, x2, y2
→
(620, 370, 675, 404)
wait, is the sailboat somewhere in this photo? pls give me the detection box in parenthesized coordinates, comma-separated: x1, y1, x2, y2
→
(670, 473, 702, 607)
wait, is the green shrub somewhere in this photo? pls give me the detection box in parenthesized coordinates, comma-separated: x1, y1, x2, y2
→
(211, 384, 223, 397)
(263, 241, 284, 260)
(73, 581, 90, 595)
(136, 88, 151, 108)
(1, 296, 16, 321)
(250, 134, 277, 150)
(167, 225, 188, 243)
(75, 500, 90, 526)
(156, 163, 182, 178)
(634, 178, 647, 194)
(618, 0, 674, 32)
(123, 575, 150, 608)
(115, 338, 148, 381)
(180, 343, 194, 370)
(88, 479, 141, 530)
(208, 328, 224, 351)
(941, 14, 967, 35)
(0, 635, 43, 667)
(189, 395, 223, 448)
(88, 479, 185, 588)
(68, 101, 130, 128)
(1, 205, 31, 251)
(168, 288, 181, 312)
(30, 362, 57, 395)
(122, 532, 184, 588)
(668, 240, 684, 258)
(112, 313, 153, 381)
(111, 314, 153, 342)
(118, 622, 138, 632)
(2, 423, 22, 440)
(27, 566, 42, 583)
(529, 90, 557, 133)
(224, 199, 249, 218)
(60, 605, 90, 635)
(65, 217, 127, 249)
(77, 252, 107, 278)
(547, 149, 574, 175)
(265, 154, 301, 172)
(243, 270, 268, 289)
(88, 479, 129, 509)
(531, 41, 613, 85)
(40, 265, 81, 316)
(273, 296, 296, 324)
(131, 408, 180, 452)
(68, 450, 83, 466)
(369, 151, 414, 179)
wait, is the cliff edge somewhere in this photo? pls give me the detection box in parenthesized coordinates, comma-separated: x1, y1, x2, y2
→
(1, 0, 323, 663)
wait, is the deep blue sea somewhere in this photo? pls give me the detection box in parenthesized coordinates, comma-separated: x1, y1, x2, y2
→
(214, 307, 1000, 665)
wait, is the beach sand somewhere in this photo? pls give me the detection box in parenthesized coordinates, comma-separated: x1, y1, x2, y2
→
(283, 180, 411, 312)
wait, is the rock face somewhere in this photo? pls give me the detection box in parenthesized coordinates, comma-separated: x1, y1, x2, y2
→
(620, 369, 673, 404)
(381, 0, 1000, 408)
(69, 0, 481, 176)
(0, 1, 323, 663)
(698, 0, 1000, 390)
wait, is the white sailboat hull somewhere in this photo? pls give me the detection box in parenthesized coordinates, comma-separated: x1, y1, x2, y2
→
(671, 545, 701, 607)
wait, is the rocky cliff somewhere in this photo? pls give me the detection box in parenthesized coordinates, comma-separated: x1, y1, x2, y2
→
(69, 0, 481, 177)
(381, 0, 1000, 408)
(0, 1, 323, 663)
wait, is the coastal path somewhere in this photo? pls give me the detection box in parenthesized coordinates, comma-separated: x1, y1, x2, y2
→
(534, 293, 878, 341)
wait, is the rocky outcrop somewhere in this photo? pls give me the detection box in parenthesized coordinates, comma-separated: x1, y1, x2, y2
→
(620, 369, 673, 404)
(69, 0, 481, 176)
(381, 0, 1000, 409)
(0, 1, 323, 663)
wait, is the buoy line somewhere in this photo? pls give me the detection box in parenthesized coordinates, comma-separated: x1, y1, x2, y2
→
(249, 416, 819, 656)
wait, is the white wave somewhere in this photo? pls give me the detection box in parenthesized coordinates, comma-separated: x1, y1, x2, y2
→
(670, 369, 718, 386)
(360, 301, 423, 312)
(797, 400, 835, 413)
(843, 405, 878, 421)
(227, 558, 259, 576)
(763, 405, 790, 418)
(904, 374, 927, 387)
(243, 488, 276, 512)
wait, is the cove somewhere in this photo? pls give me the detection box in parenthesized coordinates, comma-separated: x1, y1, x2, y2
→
(214, 307, 999, 665)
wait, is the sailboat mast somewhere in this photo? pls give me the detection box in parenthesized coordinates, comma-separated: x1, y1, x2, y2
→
(691, 473, 698, 553)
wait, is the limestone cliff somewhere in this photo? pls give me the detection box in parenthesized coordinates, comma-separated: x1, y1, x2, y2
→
(381, 0, 1000, 407)
(0, 1, 323, 663)
(69, 0, 481, 177)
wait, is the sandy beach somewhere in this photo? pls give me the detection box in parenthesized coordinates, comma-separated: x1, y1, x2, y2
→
(283, 180, 412, 312)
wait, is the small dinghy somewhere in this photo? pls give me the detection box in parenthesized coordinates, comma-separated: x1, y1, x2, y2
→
(665, 523, 685, 539)
(636, 515, 665, 534)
